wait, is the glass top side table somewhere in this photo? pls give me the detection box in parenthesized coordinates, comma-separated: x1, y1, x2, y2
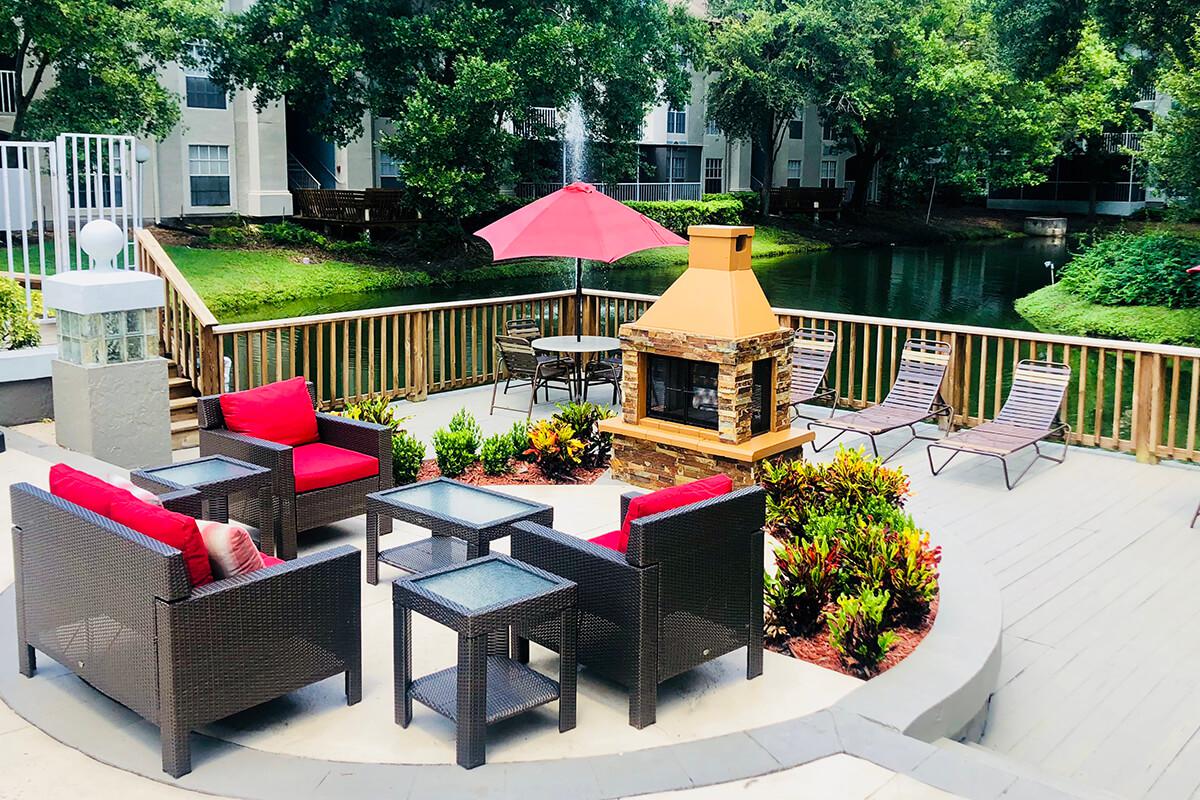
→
(365, 477, 553, 584)
(392, 554, 578, 769)
(132, 455, 277, 556)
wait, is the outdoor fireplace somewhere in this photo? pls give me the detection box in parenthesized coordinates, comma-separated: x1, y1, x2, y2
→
(598, 225, 814, 489)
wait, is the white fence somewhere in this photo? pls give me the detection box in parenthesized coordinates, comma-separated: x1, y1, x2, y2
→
(516, 181, 704, 202)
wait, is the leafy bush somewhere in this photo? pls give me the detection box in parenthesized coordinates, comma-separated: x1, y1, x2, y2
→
(431, 428, 478, 478)
(447, 408, 483, 452)
(827, 588, 897, 676)
(391, 431, 425, 484)
(839, 517, 941, 626)
(0, 277, 40, 351)
(765, 534, 842, 639)
(703, 191, 761, 221)
(623, 198, 743, 234)
(508, 420, 532, 461)
(480, 433, 515, 475)
(337, 395, 406, 431)
(524, 419, 584, 479)
(260, 221, 328, 249)
(208, 226, 249, 246)
(1058, 231, 1200, 309)
(553, 401, 614, 468)
(326, 233, 375, 258)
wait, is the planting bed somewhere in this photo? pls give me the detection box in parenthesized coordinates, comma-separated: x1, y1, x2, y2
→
(414, 458, 608, 486)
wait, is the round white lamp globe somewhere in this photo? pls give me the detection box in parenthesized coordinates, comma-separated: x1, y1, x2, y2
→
(78, 219, 127, 270)
(135, 143, 151, 164)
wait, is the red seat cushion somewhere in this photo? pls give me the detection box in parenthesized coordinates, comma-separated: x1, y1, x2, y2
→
(49, 463, 142, 517)
(618, 474, 735, 553)
(109, 500, 214, 588)
(292, 442, 379, 493)
(218, 376, 319, 447)
(588, 529, 625, 553)
(260, 554, 285, 568)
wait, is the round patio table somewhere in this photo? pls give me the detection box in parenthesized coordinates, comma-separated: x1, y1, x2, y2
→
(531, 335, 620, 399)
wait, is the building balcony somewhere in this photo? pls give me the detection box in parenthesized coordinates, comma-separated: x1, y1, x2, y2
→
(1101, 131, 1143, 153)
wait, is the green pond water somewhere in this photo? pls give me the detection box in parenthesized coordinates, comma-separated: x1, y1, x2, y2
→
(224, 236, 1070, 328)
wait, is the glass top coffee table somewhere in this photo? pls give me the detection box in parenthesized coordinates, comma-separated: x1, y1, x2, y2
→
(392, 553, 577, 769)
(365, 477, 552, 584)
(132, 455, 276, 555)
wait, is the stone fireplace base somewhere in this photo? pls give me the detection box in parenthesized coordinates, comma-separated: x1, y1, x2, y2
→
(609, 434, 807, 490)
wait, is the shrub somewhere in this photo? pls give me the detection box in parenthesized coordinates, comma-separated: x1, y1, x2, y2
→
(447, 408, 483, 452)
(703, 191, 760, 221)
(431, 427, 478, 478)
(260, 221, 328, 249)
(760, 446, 910, 541)
(623, 198, 743, 234)
(326, 233, 375, 258)
(338, 395, 406, 431)
(208, 226, 248, 246)
(0, 277, 39, 351)
(840, 518, 941, 626)
(765, 534, 842, 638)
(553, 401, 614, 468)
(391, 431, 425, 484)
(827, 588, 897, 676)
(480, 433, 515, 475)
(524, 419, 584, 479)
(1058, 231, 1200, 309)
(508, 420, 532, 461)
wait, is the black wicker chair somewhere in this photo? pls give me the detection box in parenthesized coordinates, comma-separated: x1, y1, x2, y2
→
(510, 486, 765, 728)
(10, 482, 362, 778)
(197, 380, 393, 560)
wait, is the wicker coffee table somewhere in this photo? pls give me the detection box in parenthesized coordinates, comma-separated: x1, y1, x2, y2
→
(392, 554, 577, 769)
(132, 455, 276, 555)
(365, 478, 552, 584)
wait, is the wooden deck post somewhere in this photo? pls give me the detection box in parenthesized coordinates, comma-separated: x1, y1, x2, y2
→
(1132, 351, 1162, 464)
(940, 331, 967, 432)
(408, 310, 429, 401)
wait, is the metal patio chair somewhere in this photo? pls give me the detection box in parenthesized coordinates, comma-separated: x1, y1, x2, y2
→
(789, 327, 838, 419)
(807, 338, 953, 463)
(505, 317, 542, 340)
(490, 334, 574, 418)
(927, 360, 1072, 489)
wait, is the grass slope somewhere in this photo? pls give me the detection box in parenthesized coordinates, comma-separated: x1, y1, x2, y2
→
(166, 224, 826, 318)
(1015, 283, 1200, 346)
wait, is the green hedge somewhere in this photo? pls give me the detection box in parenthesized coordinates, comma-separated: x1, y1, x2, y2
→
(702, 191, 761, 221)
(1059, 231, 1200, 309)
(622, 198, 743, 234)
(1015, 283, 1200, 346)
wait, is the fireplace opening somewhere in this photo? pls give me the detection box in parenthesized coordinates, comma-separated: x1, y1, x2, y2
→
(646, 354, 719, 430)
(750, 357, 773, 434)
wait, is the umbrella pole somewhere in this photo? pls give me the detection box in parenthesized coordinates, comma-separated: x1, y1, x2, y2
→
(575, 256, 583, 342)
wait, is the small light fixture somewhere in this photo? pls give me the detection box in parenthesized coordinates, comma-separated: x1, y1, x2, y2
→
(1045, 260, 1056, 284)
(77, 219, 126, 271)
(135, 143, 151, 164)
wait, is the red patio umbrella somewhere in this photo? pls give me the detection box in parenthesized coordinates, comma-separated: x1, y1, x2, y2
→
(475, 181, 687, 340)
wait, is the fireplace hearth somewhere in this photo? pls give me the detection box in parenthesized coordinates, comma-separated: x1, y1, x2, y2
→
(598, 225, 814, 489)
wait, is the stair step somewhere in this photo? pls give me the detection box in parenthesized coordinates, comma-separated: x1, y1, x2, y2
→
(168, 377, 194, 400)
(170, 418, 199, 450)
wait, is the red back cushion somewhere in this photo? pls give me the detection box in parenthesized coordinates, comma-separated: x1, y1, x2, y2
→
(109, 500, 214, 588)
(218, 376, 318, 447)
(618, 474, 734, 553)
(49, 463, 141, 517)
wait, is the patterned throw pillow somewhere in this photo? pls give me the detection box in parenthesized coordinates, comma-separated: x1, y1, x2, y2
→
(197, 520, 268, 579)
(105, 474, 164, 507)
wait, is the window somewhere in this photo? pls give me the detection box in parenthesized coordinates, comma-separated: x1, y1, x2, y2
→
(787, 159, 802, 188)
(188, 144, 230, 206)
(822, 120, 836, 141)
(667, 107, 687, 135)
(788, 119, 804, 140)
(670, 154, 687, 181)
(184, 43, 226, 109)
(704, 157, 723, 193)
(377, 149, 402, 188)
(704, 117, 720, 136)
(820, 159, 838, 188)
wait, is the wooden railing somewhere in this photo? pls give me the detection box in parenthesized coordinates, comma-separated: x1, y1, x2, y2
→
(140, 231, 1200, 464)
(136, 228, 220, 393)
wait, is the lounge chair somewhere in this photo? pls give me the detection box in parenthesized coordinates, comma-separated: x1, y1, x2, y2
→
(927, 360, 1071, 489)
(789, 327, 838, 419)
(807, 338, 953, 463)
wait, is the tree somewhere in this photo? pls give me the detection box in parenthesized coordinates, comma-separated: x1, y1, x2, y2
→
(212, 0, 694, 227)
(0, 0, 220, 140)
(1142, 32, 1200, 212)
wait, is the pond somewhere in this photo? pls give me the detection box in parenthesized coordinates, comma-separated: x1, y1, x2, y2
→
(224, 236, 1070, 330)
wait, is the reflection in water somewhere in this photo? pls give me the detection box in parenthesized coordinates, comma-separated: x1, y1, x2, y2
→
(225, 237, 1068, 329)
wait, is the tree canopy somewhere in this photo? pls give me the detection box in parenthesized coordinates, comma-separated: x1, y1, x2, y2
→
(212, 0, 696, 223)
(1, 0, 220, 140)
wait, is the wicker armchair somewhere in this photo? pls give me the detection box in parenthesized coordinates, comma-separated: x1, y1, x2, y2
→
(510, 486, 765, 728)
(197, 380, 393, 560)
(10, 482, 362, 778)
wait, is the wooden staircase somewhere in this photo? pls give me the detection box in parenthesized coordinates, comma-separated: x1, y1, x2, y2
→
(168, 361, 201, 450)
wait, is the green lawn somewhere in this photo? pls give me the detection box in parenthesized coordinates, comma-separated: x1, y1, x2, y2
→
(1015, 283, 1200, 346)
(166, 224, 826, 318)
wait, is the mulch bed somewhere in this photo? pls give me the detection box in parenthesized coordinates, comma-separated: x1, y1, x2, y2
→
(767, 596, 939, 680)
(414, 458, 608, 486)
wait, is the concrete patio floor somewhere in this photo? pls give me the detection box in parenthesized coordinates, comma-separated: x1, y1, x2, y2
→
(2, 380, 1199, 798)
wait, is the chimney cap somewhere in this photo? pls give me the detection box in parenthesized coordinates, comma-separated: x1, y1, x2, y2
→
(687, 224, 756, 239)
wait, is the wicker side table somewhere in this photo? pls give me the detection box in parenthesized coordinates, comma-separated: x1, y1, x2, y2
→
(392, 554, 577, 769)
(132, 455, 276, 555)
